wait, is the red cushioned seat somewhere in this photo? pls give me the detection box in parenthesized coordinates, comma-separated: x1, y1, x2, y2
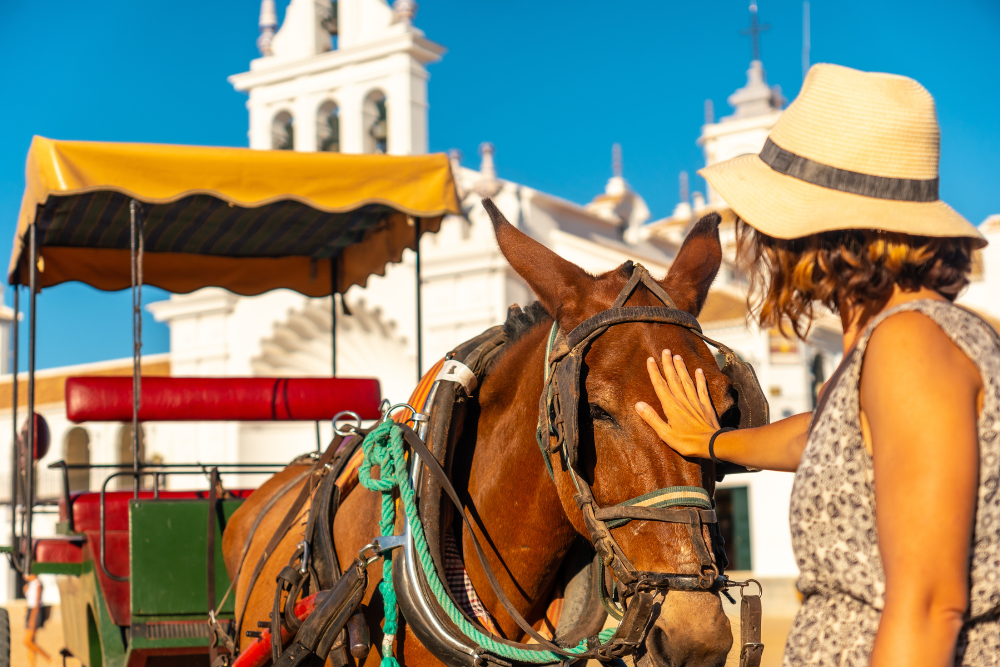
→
(65, 376, 382, 422)
(34, 538, 83, 564)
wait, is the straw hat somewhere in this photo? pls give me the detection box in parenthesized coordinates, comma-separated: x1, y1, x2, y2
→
(700, 63, 986, 248)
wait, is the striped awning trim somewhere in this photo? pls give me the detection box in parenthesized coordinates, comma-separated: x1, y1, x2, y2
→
(37, 192, 394, 260)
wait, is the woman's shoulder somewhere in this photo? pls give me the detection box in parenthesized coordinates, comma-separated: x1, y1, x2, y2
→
(864, 301, 985, 394)
(866, 300, 999, 364)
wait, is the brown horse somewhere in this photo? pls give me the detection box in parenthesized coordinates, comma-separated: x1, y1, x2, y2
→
(223, 208, 736, 667)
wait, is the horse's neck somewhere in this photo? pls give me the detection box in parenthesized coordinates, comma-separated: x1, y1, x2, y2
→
(460, 323, 579, 635)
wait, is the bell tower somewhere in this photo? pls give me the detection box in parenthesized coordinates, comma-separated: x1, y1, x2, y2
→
(698, 3, 784, 205)
(229, 0, 445, 155)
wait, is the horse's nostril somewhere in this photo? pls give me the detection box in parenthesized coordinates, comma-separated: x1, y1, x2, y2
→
(645, 625, 674, 666)
(644, 592, 733, 667)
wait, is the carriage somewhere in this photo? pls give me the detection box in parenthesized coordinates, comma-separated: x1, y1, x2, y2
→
(3, 136, 461, 667)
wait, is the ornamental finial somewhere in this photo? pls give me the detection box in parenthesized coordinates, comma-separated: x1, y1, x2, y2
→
(392, 0, 419, 26)
(257, 0, 278, 56)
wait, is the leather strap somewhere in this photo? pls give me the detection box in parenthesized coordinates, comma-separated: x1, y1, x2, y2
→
(594, 506, 717, 525)
(566, 307, 702, 351)
(207, 467, 219, 666)
(223, 468, 311, 612)
(234, 435, 345, 649)
(274, 558, 368, 667)
(610, 263, 679, 310)
(739, 593, 763, 667)
(400, 425, 595, 657)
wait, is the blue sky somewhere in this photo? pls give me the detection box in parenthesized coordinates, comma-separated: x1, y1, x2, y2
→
(1, 0, 997, 370)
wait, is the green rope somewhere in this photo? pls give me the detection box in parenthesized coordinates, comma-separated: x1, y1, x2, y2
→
(359, 420, 617, 665)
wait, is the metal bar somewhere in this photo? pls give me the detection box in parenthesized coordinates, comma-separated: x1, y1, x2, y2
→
(26, 224, 37, 577)
(99, 472, 130, 582)
(56, 461, 74, 533)
(47, 461, 290, 469)
(414, 217, 423, 382)
(9, 286, 19, 572)
(130, 200, 144, 499)
(96, 466, 283, 583)
(331, 256, 337, 377)
(206, 466, 219, 667)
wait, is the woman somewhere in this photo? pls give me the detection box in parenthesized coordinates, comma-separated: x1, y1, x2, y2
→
(635, 64, 998, 666)
(23, 574, 51, 666)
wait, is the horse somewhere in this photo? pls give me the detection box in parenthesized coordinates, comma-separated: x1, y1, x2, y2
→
(223, 205, 737, 667)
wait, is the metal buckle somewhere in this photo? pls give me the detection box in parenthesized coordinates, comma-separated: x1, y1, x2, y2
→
(472, 648, 513, 667)
(740, 642, 764, 667)
(371, 534, 406, 554)
(297, 540, 311, 575)
(724, 577, 763, 598)
(358, 543, 379, 565)
(333, 410, 363, 436)
(358, 535, 406, 565)
(383, 403, 427, 425)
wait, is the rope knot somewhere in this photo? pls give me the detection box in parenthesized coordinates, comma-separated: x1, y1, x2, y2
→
(360, 420, 406, 492)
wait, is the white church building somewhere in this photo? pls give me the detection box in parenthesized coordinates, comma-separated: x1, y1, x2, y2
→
(2, 0, 998, 614)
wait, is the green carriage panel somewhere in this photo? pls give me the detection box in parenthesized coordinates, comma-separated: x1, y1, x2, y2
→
(129, 498, 243, 618)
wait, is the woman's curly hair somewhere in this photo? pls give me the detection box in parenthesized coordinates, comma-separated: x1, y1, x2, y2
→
(735, 219, 974, 340)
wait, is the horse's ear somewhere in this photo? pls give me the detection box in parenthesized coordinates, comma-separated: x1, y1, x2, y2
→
(661, 213, 723, 316)
(482, 198, 593, 320)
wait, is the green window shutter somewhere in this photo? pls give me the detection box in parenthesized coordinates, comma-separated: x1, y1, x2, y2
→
(730, 486, 752, 571)
(716, 486, 753, 571)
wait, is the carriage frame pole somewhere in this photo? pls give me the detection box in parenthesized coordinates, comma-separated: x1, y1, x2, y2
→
(130, 200, 144, 499)
(9, 285, 20, 572)
(25, 224, 37, 577)
(331, 256, 337, 377)
(415, 218, 423, 382)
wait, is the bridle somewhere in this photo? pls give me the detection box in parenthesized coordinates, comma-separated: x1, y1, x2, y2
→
(373, 263, 770, 666)
(536, 263, 770, 614)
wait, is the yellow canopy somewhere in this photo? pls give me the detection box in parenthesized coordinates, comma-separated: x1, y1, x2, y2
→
(10, 136, 461, 296)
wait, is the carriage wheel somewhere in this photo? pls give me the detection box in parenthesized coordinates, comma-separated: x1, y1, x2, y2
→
(0, 607, 10, 667)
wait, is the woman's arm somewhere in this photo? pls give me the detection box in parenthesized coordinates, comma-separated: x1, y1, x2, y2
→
(863, 312, 980, 667)
(634, 350, 811, 472)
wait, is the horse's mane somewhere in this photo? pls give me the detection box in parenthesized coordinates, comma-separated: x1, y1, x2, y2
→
(495, 262, 637, 350)
(502, 301, 551, 345)
(481, 301, 551, 376)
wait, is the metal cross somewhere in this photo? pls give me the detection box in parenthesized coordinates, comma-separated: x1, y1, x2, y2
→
(741, 2, 770, 62)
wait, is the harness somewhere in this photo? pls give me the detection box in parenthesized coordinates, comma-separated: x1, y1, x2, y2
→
(230, 264, 771, 667)
(387, 265, 769, 667)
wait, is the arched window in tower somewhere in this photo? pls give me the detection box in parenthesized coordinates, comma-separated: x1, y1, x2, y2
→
(321, 1, 339, 50)
(64, 427, 91, 492)
(317, 101, 340, 152)
(363, 91, 388, 154)
(271, 110, 295, 150)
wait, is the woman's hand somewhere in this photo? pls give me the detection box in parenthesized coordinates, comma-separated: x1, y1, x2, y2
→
(634, 349, 720, 459)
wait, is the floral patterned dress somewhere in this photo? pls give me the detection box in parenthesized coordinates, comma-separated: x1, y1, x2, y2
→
(784, 300, 1000, 666)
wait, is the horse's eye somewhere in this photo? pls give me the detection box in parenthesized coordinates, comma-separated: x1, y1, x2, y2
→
(589, 404, 615, 424)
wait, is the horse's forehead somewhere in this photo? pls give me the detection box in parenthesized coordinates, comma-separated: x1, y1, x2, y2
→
(583, 322, 734, 410)
(590, 322, 706, 361)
